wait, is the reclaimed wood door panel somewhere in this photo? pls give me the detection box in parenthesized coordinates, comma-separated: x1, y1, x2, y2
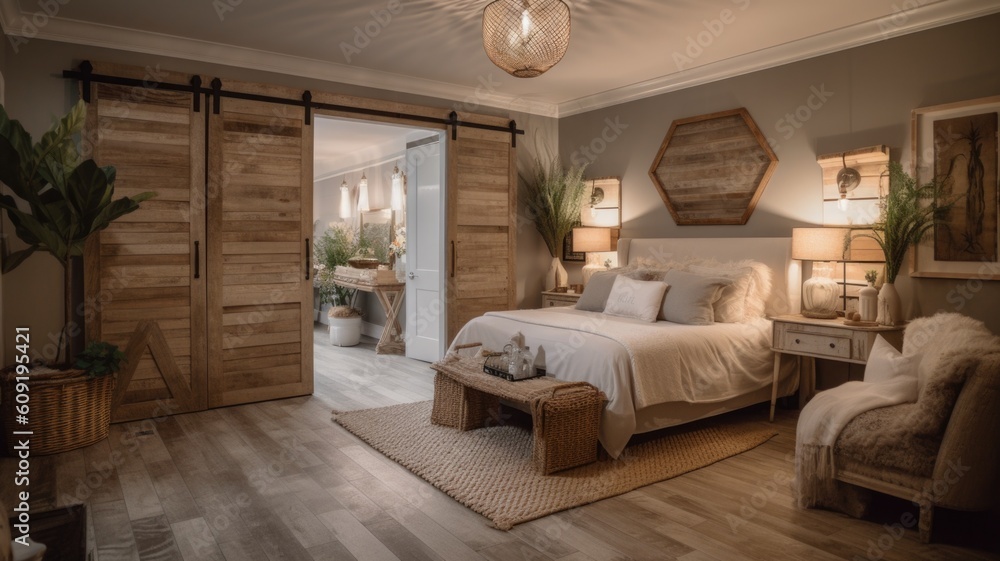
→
(207, 96, 313, 407)
(446, 129, 517, 343)
(83, 68, 207, 422)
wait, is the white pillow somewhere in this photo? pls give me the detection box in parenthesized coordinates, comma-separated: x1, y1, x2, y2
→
(687, 260, 772, 322)
(864, 335, 920, 386)
(603, 276, 669, 323)
(660, 270, 732, 325)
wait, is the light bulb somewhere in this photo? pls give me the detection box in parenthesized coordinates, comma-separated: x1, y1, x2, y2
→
(837, 194, 850, 212)
(339, 179, 352, 219)
(521, 9, 532, 37)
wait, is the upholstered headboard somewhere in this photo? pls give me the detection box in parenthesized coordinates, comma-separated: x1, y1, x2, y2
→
(617, 237, 800, 316)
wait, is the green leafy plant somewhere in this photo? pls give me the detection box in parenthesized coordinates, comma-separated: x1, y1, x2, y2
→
(314, 222, 360, 310)
(521, 157, 588, 258)
(864, 269, 878, 284)
(74, 341, 126, 378)
(852, 162, 952, 283)
(0, 100, 155, 364)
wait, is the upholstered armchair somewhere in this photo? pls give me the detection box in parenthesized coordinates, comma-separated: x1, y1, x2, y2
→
(830, 313, 1000, 542)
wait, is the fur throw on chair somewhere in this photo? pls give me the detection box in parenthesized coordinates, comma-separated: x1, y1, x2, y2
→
(795, 313, 1000, 515)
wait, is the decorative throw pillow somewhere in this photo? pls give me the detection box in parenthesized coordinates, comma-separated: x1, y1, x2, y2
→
(574, 271, 619, 312)
(864, 336, 920, 399)
(687, 260, 772, 322)
(660, 270, 732, 325)
(624, 268, 668, 282)
(603, 275, 669, 323)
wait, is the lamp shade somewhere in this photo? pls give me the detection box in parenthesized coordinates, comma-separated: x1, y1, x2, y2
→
(572, 227, 612, 253)
(357, 172, 370, 212)
(338, 179, 352, 219)
(483, 0, 571, 78)
(390, 165, 404, 211)
(791, 227, 849, 261)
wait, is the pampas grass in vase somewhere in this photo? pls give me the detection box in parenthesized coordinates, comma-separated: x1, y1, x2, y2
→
(522, 157, 587, 290)
(852, 162, 951, 325)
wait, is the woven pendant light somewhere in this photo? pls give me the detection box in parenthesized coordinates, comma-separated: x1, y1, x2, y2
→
(482, 0, 571, 78)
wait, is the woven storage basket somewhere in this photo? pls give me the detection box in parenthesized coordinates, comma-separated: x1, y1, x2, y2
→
(1, 368, 114, 457)
(430, 372, 498, 430)
(531, 383, 606, 474)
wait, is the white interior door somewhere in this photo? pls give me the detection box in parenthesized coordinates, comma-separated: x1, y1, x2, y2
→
(405, 136, 446, 362)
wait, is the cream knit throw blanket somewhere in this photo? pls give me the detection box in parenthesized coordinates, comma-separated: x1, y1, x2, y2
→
(795, 377, 917, 509)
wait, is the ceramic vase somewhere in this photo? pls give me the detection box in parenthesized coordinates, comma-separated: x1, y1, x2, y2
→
(876, 282, 902, 326)
(329, 315, 362, 347)
(859, 282, 878, 322)
(395, 254, 407, 283)
(546, 256, 568, 291)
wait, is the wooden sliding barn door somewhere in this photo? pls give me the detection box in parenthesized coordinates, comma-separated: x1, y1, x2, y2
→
(446, 128, 517, 343)
(84, 69, 207, 422)
(206, 95, 313, 407)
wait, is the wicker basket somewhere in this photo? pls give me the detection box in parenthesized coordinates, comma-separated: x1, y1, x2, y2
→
(1, 367, 114, 457)
(531, 383, 606, 474)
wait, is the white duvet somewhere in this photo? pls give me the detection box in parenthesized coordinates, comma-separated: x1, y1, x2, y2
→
(450, 307, 775, 458)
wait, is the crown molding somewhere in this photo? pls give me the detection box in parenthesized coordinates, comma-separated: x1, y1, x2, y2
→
(556, 0, 1000, 117)
(2, 0, 997, 119)
(0, 3, 560, 118)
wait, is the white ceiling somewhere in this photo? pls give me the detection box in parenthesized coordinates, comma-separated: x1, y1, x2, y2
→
(313, 117, 434, 180)
(2, 0, 998, 117)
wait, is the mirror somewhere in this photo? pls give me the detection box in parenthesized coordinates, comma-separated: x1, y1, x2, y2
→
(359, 208, 394, 264)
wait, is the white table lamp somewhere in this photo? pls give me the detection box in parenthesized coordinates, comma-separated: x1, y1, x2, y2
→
(573, 227, 614, 286)
(792, 227, 849, 319)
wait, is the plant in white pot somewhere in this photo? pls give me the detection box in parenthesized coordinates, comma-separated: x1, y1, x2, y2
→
(0, 100, 153, 455)
(315, 223, 363, 346)
(851, 162, 951, 326)
(521, 157, 587, 290)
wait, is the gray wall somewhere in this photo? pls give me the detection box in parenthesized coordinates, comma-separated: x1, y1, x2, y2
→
(558, 13, 1000, 335)
(1, 37, 555, 359)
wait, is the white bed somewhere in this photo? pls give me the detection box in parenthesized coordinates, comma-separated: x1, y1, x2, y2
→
(449, 238, 802, 458)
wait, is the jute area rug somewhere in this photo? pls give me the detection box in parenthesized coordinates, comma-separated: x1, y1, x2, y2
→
(333, 401, 776, 530)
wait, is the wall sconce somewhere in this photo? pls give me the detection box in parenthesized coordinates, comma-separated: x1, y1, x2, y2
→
(836, 154, 861, 211)
(390, 164, 404, 212)
(573, 227, 617, 285)
(791, 227, 849, 318)
(357, 172, 370, 213)
(581, 177, 622, 228)
(339, 178, 352, 219)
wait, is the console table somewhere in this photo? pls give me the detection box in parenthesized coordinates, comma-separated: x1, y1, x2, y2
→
(332, 273, 405, 355)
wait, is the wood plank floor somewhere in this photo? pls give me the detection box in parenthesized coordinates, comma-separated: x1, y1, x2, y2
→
(2, 326, 997, 560)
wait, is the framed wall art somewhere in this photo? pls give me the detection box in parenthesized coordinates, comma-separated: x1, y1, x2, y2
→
(911, 95, 1000, 279)
(562, 229, 585, 262)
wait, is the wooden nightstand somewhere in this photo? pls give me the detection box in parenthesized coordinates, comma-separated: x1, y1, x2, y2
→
(768, 314, 905, 421)
(541, 290, 581, 308)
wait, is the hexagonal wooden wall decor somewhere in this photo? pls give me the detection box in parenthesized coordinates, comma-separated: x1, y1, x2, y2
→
(648, 107, 778, 225)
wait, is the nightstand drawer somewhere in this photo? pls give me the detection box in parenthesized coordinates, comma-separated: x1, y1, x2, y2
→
(780, 331, 852, 359)
(541, 291, 580, 308)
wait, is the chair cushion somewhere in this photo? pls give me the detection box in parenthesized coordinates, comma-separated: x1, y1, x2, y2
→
(835, 350, 981, 478)
(864, 335, 920, 388)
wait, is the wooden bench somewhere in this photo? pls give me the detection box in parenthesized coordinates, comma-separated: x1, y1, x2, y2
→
(430, 354, 606, 474)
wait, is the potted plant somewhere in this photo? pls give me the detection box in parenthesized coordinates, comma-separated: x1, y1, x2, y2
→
(851, 162, 950, 326)
(521, 157, 587, 290)
(0, 100, 153, 455)
(315, 222, 363, 346)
